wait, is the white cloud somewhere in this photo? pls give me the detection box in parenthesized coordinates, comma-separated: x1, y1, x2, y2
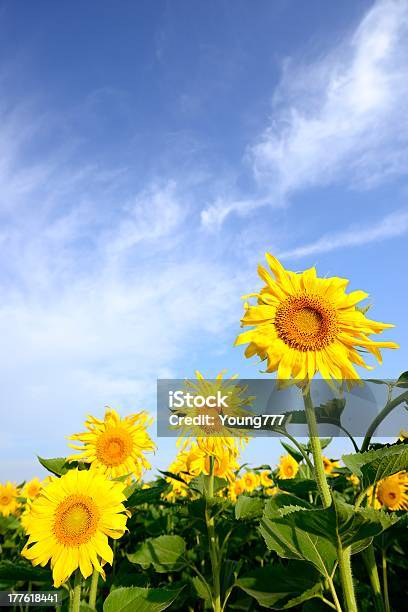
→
(278, 208, 408, 259)
(202, 0, 408, 226)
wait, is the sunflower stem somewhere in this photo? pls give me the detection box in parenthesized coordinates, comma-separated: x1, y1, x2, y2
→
(362, 546, 384, 612)
(361, 389, 408, 452)
(337, 545, 358, 612)
(71, 570, 82, 612)
(88, 568, 99, 609)
(302, 388, 332, 508)
(206, 456, 221, 612)
(382, 549, 390, 612)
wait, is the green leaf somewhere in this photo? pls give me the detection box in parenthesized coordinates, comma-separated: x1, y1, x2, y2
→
(287, 398, 345, 429)
(192, 575, 212, 603)
(280, 441, 304, 464)
(277, 498, 400, 550)
(103, 587, 183, 612)
(189, 473, 228, 497)
(126, 481, 168, 508)
(396, 371, 408, 388)
(0, 560, 51, 582)
(275, 479, 317, 497)
(265, 493, 311, 513)
(37, 456, 71, 476)
(236, 562, 323, 609)
(342, 444, 408, 488)
(235, 495, 264, 520)
(127, 535, 187, 572)
(259, 514, 337, 579)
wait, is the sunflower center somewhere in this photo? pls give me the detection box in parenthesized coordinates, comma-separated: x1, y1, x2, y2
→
(275, 294, 339, 351)
(197, 407, 223, 435)
(54, 494, 99, 546)
(96, 428, 133, 466)
(0, 494, 12, 506)
(285, 466, 294, 476)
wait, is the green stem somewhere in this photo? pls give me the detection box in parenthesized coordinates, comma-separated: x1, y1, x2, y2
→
(302, 388, 332, 508)
(88, 568, 99, 609)
(361, 389, 408, 452)
(327, 576, 343, 612)
(381, 549, 390, 612)
(206, 457, 221, 612)
(284, 430, 314, 471)
(337, 546, 358, 612)
(362, 546, 384, 612)
(71, 570, 82, 612)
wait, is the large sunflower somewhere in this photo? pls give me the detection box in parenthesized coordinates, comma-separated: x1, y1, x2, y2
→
(68, 408, 155, 480)
(0, 482, 19, 517)
(22, 468, 128, 587)
(235, 254, 398, 381)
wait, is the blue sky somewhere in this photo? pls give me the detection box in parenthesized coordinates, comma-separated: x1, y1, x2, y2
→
(0, 0, 407, 482)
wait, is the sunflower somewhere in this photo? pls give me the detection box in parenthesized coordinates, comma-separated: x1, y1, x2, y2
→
(260, 470, 273, 487)
(235, 254, 398, 382)
(22, 468, 128, 587)
(322, 457, 340, 476)
(22, 477, 43, 500)
(173, 371, 251, 458)
(277, 454, 299, 479)
(376, 472, 408, 511)
(347, 474, 360, 487)
(0, 482, 19, 517)
(68, 408, 155, 480)
(228, 479, 245, 502)
(242, 472, 260, 492)
(265, 486, 278, 496)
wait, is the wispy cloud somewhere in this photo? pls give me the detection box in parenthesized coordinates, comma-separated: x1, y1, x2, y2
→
(202, 0, 408, 227)
(278, 208, 408, 260)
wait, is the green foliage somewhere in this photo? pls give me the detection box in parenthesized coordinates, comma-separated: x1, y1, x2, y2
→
(236, 562, 323, 609)
(343, 442, 408, 487)
(103, 586, 183, 612)
(235, 495, 264, 520)
(127, 535, 188, 572)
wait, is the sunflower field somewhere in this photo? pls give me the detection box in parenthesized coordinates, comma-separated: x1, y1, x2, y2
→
(1, 255, 407, 612)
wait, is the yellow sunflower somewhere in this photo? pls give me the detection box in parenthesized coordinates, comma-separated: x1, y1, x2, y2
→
(260, 470, 273, 487)
(0, 482, 19, 517)
(22, 468, 128, 587)
(228, 479, 245, 502)
(376, 472, 408, 511)
(242, 472, 260, 492)
(235, 254, 398, 382)
(265, 486, 278, 496)
(347, 474, 360, 487)
(322, 457, 340, 476)
(277, 454, 299, 479)
(174, 371, 251, 459)
(22, 477, 43, 500)
(68, 408, 155, 480)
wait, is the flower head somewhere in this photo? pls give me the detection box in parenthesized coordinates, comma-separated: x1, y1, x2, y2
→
(22, 468, 128, 587)
(241, 471, 260, 492)
(236, 254, 398, 382)
(376, 472, 408, 511)
(277, 454, 299, 480)
(260, 470, 273, 487)
(322, 457, 340, 476)
(228, 479, 245, 502)
(22, 478, 43, 500)
(0, 482, 19, 517)
(68, 408, 155, 480)
(174, 371, 251, 458)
